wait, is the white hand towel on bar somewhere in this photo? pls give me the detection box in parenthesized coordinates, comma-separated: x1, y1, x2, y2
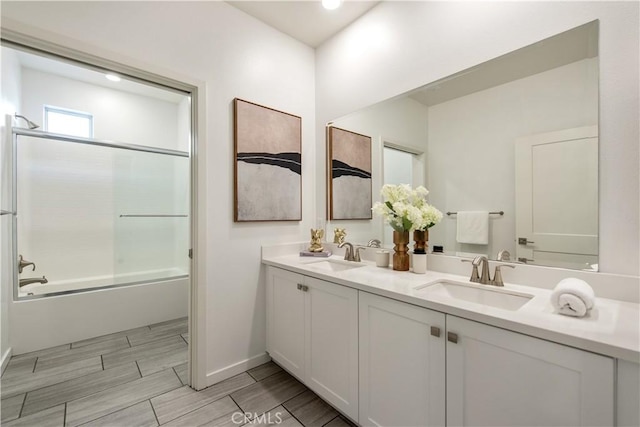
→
(550, 278, 595, 318)
(456, 211, 489, 244)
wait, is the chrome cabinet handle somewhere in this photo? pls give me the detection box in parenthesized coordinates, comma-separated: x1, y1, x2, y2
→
(447, 332, 458, 344)
(430, 326, 441, 338)
(297, 284, 308, 292)
(518, 237, 535, 245)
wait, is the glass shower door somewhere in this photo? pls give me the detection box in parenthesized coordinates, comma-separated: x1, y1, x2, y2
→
(113, 149, 189, 285)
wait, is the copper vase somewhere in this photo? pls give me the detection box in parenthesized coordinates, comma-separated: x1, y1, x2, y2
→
(413, 229, 429, 254)
(393, 231, 410, 271)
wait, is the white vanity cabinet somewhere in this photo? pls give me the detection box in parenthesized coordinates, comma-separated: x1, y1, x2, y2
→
(358, 292, 446, 427)
(266, 266, 617, 427)
(446, 315, 615, 426)
(358, 292, 615, 427)
(265, 267, 359, 421)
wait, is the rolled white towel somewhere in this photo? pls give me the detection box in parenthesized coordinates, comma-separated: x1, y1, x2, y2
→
(550, 278, 595, 317)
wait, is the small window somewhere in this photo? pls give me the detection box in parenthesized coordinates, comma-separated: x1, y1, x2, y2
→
(44, 106, 93, 138)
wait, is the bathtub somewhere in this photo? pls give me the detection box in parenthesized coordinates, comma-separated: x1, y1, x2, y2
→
(19, 267, 188, 297)
(10, 270, 189, 354)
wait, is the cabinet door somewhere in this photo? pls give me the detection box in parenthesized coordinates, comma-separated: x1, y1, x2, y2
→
(305, 276, 359, 421)
(359, 292, 446, 427)
(446, 316, 614, 426)
(266, 267, 305, 379)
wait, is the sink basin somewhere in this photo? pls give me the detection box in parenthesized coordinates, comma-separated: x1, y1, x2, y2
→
(414, 280, 533, 311)
(306, 259, 366, 272)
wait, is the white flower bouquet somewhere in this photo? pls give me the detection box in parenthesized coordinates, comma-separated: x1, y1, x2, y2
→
(372, 184, 443, 232)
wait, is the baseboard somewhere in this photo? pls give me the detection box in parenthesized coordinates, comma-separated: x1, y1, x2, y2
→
(206, 352, 271, 387)
(1, 346, 12, 375)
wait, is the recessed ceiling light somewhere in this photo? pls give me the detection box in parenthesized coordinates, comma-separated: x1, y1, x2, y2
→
(322, 0, 342, 10)
(105, 74, 121, 82)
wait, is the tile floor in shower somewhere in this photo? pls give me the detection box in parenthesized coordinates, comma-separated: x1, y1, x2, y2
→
(0, 317, 354, 427)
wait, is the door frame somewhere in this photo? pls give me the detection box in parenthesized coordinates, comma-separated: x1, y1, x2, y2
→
(1, 25, 208, 389)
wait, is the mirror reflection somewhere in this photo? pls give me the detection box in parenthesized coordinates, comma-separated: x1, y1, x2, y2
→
(329, 21, 599, 271)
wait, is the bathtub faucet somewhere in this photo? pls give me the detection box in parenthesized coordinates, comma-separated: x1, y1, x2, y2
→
(19, 276, 48, 287)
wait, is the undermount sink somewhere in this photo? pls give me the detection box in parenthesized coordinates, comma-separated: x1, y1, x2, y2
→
(414, 280, 533, 311)
(306, 259, 366, 272)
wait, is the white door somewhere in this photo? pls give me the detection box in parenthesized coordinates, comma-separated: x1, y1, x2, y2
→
(515, 126, 598, 269)
(305, 277, 359, 421)
(446, 316, 614, 427)
(359, 292, 445, 427)
(266, 267, 305, 379)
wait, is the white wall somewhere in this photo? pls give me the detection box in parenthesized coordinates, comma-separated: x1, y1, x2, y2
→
(316, 1, 640, 277)
(21, 68, 183, 150)
(1, 1, 316, 384)
(0, 47, 21, 369)
(427, 58, 598, 258)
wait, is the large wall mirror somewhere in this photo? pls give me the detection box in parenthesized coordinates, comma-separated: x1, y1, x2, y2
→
(329, 21, 599, 271)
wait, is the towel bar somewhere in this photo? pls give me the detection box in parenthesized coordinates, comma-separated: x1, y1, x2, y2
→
(446, 211, 504, 216)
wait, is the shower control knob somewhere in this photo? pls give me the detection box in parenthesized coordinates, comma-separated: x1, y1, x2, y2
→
(18, 255, 36, 274)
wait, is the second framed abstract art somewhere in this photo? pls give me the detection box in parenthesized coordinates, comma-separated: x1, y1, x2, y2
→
(234, 98, 302, 222)
(327, 126, 372, 220)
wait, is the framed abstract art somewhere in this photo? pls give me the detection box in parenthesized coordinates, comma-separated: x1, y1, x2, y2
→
(234, 98, 302, 221)
(327, 126, 372, 220)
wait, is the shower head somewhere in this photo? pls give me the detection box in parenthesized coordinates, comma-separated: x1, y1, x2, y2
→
(14, 113, 40, 130)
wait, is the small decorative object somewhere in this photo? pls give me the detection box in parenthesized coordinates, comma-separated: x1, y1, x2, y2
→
(333, 227, 347, 244)
(372, 184, 442, 271)
(412, 252, 427, 274)
(375, 250, 390, 268)
(393, 231, 410, 270)
(308, 229, 325, 252)
(234, 98, 302, 222)
(328, 126, 372, 220)
(413, 229, 429, 254)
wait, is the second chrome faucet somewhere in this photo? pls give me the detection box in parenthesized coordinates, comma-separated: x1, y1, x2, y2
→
(462, 256, 515, 287)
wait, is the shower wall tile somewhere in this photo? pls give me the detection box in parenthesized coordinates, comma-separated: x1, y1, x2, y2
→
(71, 326, 151, 348)
(151, 373, 255, 424)
(0, 357, 102, 398)
(101, 336, 186, 370)
(0, 394, 25, 423)
(161, 396, 239, 427)
(2, 403, 65, 427)
(65, 369, 181, 426)
(35, 336, 130, 371)
(137, 346, 188, 376)
(79, 400, 158, 427)
(22, 362, 141, 416)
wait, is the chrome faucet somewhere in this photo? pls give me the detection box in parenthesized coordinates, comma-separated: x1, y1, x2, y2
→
(367, 239, 382, 248)
(338, 241, 355, 261)
(490, 264, 516, 287)
(462, 256, 490, 284)
(18, 255, 36, 274)
(475, 256, 491, 284)
(354, 246, 366, 262)
(19, 276, 48, 287)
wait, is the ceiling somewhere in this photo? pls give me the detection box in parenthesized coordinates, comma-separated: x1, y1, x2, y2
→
(226, 1, 380, 47)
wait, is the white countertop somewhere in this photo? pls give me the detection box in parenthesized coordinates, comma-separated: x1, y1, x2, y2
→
(262, 252, 640, 363)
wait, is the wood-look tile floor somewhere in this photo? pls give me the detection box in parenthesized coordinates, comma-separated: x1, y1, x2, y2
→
(0, 318, 355, 427)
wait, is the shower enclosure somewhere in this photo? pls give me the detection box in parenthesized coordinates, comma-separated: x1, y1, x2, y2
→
(10, 127, 189, 299)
